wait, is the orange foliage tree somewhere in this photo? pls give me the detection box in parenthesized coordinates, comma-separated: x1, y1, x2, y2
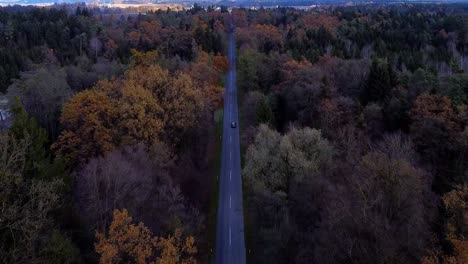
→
(422, 185, 468, 264)
(254, 24, 283, 52)
(188, 51, 227, 110)
(54, 51, 204, 163)
(411, 94, 457, 128)
(410, 94, 460, 161)
(95, 209, 197, 264)
(300, 14, 341, 32)
(95, 209, 154, 264)
(443, 185, 468, 263)
(155, 229, 197, 264)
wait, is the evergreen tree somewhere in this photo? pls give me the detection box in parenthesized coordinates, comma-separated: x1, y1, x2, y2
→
(361, 59, 397, 104)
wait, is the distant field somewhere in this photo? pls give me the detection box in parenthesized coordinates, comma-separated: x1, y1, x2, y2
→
(0, 2, 186, 10)
(87, 3, 186, 11)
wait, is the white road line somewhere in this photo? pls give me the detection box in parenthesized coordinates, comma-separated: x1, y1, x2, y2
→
(230, 136, 232, 142)
(229, 227, 232, 246)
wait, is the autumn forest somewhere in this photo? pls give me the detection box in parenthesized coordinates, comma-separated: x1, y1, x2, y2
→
(0, 2, 467, 264)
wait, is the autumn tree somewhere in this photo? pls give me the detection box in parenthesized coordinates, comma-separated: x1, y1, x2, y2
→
(442, 185, 468, 263)
(318, 97, 357, 138)
(53, 88, 118, 163)
(54, 53, 204, 163)
(279, 66, 324, 127)
(254, 24, 283, 53)
(300, 14, 341, 32)
(95, 209, 197, 264)
(155, 229, 197, 264)
(410, 94, 466, 191)
(188, 51, 226, 110)
(95, 209, 156, 264)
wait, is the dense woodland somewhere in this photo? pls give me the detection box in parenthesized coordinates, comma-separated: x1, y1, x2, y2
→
(0, 4, 229, 263)
(0, 3, 467, 264)
(234, 5, 468, 264)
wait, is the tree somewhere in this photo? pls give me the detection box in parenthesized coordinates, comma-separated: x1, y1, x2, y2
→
(361, 59, 397, 104)
(76, 144, 203, 236)
(95, 209, 197, 264)
(155, 229, 197, 264)
(243, 125, 333, 263)
(279, 66, 324, 127)
(95, 209, 155, 264)
(0, 132, 65, 263)
(213, 53, 229, 73)
(423, 185, 468, 263)
(318, 97, 357, 138)
(237, 49, 260, 92)
(188, 51, 225, 110)
(256, 96, 274, 125)
(124, 63, 204, 143)
(442, 185, 468, 263)
(410, 94, 465, 191)
(440, 74, 468, 105)
(89, 37, 103, 59)
(7, 66, 72, 138)
(314, 134, 432, 264)
(40, 230, 81, 264)
(410, 94, 458, 154)
(54, 59, 204, 163)
(53, 88, 117, 163)
(9, 101, 66, 181)
(406, 68, 438, 102)
(363, 103, 385, 138)
(254, 24, 283, 53)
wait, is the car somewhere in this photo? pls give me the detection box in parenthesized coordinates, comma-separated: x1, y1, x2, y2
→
(231, 121, 237, 128)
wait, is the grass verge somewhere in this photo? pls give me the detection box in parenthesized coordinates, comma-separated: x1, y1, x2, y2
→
(206, 108, 224, 264)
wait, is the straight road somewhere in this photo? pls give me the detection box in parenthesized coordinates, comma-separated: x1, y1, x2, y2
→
(214, 19, 246, 264)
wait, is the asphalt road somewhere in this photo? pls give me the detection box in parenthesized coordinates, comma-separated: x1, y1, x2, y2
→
(214, 21, 246, 264)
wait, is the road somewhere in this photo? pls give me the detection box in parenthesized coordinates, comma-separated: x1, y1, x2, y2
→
(214, 19, 246, 264)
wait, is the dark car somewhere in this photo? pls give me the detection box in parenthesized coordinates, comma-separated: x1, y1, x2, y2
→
(231, 121, 237, 128)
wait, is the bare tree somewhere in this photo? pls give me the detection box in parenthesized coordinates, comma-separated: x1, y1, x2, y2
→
(75, 144, 203, 236)
(0, 132, 63, 263)
(89, 37, 102, 59)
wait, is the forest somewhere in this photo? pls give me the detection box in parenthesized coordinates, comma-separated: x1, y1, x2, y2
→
(0, 2, 467, 264)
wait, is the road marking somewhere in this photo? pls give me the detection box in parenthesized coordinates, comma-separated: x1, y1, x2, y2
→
(230, 195, 232, 208)
(229, 227, 231, 246)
